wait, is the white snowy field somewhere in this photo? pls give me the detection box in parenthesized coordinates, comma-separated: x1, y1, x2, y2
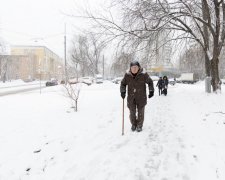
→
(0, 81, 225, 180)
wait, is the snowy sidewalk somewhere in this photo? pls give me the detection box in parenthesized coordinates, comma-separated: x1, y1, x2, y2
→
(0, 82, 225, 180)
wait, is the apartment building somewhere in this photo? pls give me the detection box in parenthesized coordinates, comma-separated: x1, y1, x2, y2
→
(10, 45, 64, 80)
(0, 55, 32, 81)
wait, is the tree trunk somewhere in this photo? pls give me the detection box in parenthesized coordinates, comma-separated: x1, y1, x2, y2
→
(3, 72, 6, 83)
(205, 53, 211, 77)
(211, 57, 221, 92)
(75, 100, 78, 112)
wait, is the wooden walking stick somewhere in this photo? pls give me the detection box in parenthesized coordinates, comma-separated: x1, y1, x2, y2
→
(122, 98, 125, 136)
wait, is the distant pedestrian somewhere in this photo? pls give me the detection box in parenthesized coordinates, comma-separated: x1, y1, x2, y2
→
(120, 61, 154, 132)
(156, 77, 163, 96)
(162, 76, 168, 96)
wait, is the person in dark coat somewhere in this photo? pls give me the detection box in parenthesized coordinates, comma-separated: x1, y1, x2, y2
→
(120, 61, 154, 132)
(156, 77, 163, 96)
(162, 76, 168, 96)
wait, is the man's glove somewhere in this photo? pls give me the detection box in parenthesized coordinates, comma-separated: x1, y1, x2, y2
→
(121, 92, 126, 99)
(148, 91, 154, 98)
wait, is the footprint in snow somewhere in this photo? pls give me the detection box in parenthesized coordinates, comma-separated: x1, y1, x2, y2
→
(182, 174, 190, 180)
(145, 158, 161, 171)
(146, 133, 158, 143)
(134, 168, 146, 180)
(151, 144, 163, 155)
(193, 154, 198, 162)
(177, 137, 186, 148)
(115, 140, 129, 149)
(110, 139, 130, 151)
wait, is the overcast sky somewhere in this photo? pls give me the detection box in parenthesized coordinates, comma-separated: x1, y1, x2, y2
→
(0, 0, 108, 57)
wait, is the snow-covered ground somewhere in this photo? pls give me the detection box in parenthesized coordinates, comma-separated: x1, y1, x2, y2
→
(0, 80, 47, 96)
(0, 81, 225, 180)
(0, 80, 40, 88)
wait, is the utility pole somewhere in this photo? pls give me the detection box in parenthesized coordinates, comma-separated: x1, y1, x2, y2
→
(102, 55, 104, 79)
(155, 33, 161, 77)
(64, 23, 67, 82)
(38, 58, 41, 94)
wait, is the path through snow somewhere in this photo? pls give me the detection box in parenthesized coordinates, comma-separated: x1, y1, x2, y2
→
(0, 82, 225, 180)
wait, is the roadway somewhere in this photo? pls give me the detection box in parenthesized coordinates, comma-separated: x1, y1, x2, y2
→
(0, 83, 46, 97)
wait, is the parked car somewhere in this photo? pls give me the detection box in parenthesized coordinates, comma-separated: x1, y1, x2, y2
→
(112, 77, 123, 84)
(221, 79, 225, 84)
(60, 80, 65, 84)
(81, 77, 94, 86)
(68, 77, 79, 84)
(46, 79, 58, 86)
(150, 76, 159, 82)
(68, 77, 94, 85)
(95, 74, 103, 84)
(169, 78, 176, 85)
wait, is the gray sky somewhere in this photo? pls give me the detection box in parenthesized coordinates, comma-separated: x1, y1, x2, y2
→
(0, 0, 107, 57)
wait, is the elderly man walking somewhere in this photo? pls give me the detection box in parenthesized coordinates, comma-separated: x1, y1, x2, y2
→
(120, 61, 154, 132)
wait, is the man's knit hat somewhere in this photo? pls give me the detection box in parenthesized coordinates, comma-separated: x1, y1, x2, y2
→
(130, 61, 140, 67)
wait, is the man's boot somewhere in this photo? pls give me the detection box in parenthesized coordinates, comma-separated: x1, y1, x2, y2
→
(131, 124, 136, 131)
(136, 126, 142, 132)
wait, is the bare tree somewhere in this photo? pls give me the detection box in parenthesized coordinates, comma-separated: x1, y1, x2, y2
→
(70, 33, 106, 77)
(110, 52, 134, 77)
(0, 56, 7, 82)
(70, 35, 89, 77)
(218, 48, 225, 78)
(179, 43, 205, 79)
(0, 40, 6, 82)
(0, 39, 6, 55)
(78, 0, 225, 92)
(64, 82, 81, 112)
(155, 0, 225, 92)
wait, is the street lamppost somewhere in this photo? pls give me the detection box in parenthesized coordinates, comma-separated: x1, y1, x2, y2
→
(38, 58, 42, 94)
(58, 65, 63, 83)
(76, 63, 78, 82)
(64, 23, 67, 83)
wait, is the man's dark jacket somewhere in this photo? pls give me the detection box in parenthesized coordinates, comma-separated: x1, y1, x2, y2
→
(120, 68, 154, 108)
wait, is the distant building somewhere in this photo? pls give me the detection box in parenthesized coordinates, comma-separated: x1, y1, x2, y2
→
(9, 45, 64, 81)
(0, 55, 31, 82)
